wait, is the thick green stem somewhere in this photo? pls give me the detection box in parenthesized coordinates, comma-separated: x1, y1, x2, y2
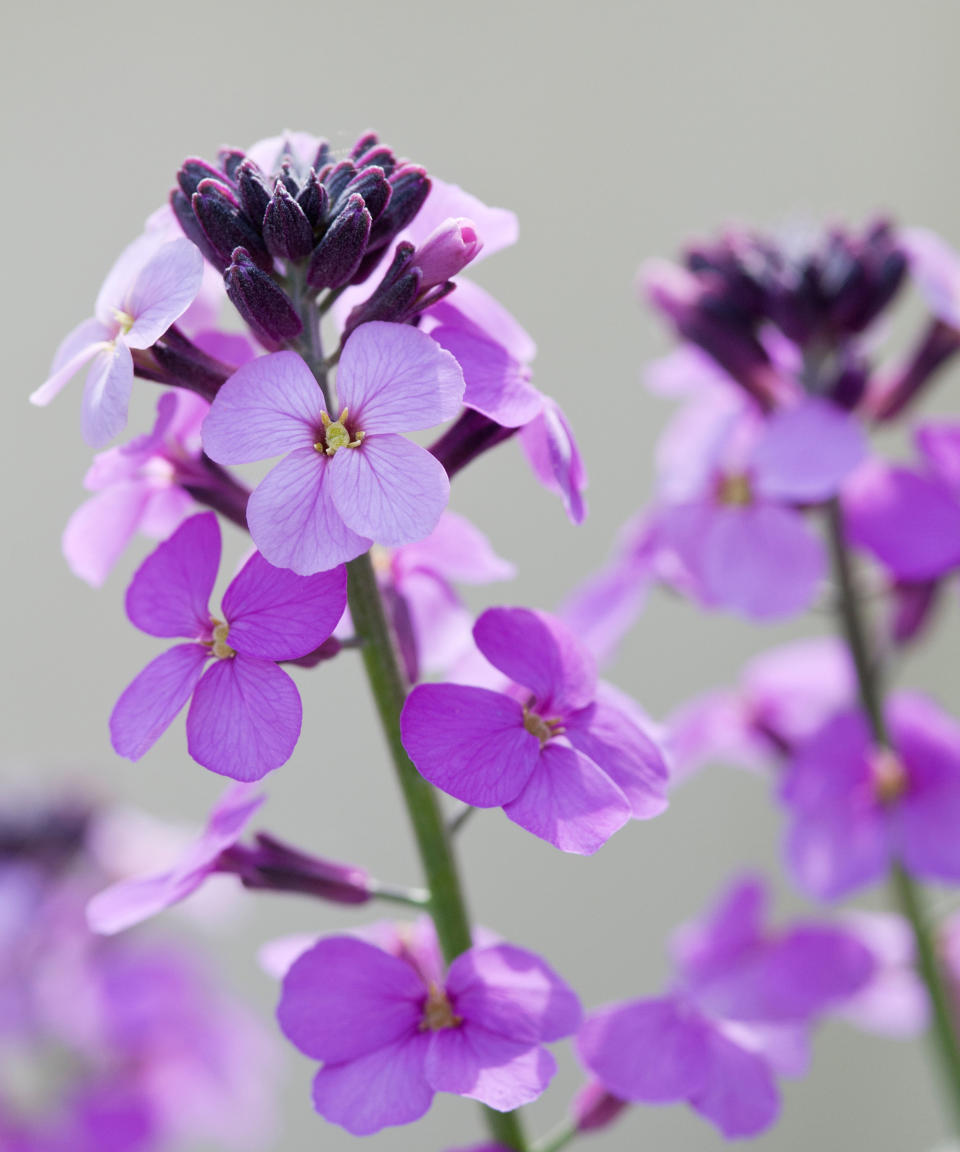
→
(826, 500, 960, 1134)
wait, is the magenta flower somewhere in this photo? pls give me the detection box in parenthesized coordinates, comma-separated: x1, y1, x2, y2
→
(577, 876, 874, 1138)
(202, 321, 464, 574)
(109, 512, 346, 778)
(401, 607, 668, 854)
(30, 232, 203, 446)
(277, 929, 581, 1134)
(780, 692, 960, 900)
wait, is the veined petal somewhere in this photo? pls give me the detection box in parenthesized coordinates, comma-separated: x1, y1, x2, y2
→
(125, 512, 220, 638)
(428, 279, 536, 363)
(202, 352, 326, 464)
(519, 399, 588, 524)
(247, 447, 371, 575)
(503, 744, 632, 855)
(752, 398, 868, 502)
(431, 325, 543, 428)
(337, 322, 464, 433)
(278, 936, 425, 1062)
(400, 683, 539, 806)
(186, 656, 302, 780)
(30, 317, 111, 406)
(406, 179, 518, 260)
(95, 229, 166, 322)
(328, 434, 450, 546)
(110, 644, 208, 760)
(124, 238, 204, 349)
(426, 1028, 554, 1111)
(397, 511, 515, 584)
(82, 341, 134, 447)
(223, 553, 346, 659)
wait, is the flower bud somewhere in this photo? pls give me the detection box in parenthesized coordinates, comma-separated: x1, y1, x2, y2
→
(296, 170, 327, 227)
(225, 248, 302, 349)
(571, 1080, 628, 1133)
(193, 179, 273, 272)
(335, 166, 392, 223)
(306, 194, 372, 290)
(412, 218, 482, 291)
(237, 159, 272, 224)
(223, 833, 372, 905)
(263, 181, 315, 261)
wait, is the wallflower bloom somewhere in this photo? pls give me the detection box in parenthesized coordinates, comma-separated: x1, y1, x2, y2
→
(780, 693, 960, 900)
(30, 233, 203, 446)
(577, 876, 874, 1138)
(401, 607, 668, 853)
(110, 512, 346, 778)
(277, 928, 581, 1134)
(202, 322, 464, 573)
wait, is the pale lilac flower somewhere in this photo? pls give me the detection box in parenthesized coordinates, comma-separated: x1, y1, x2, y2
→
(31, 232, 203, 446)
(277, 928, 581, 1134)
(577, 876, 874, 1138)
(110, 512, 346, 778)
(401, 607, 668, 854)
(202, 322, 464, 574)
(836, 912, 928, 1037)
(780, 693, 960, 899)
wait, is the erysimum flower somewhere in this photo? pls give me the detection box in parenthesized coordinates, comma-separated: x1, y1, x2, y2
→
(577, 876, 874, 1138)
(780, 692, 960, 899)
(30, 232, 203, 446)
(400, 607, 668, 854)
(110, 512, 346, 778)
(276, 928, 581, 1135)
(201, 321, 464, 574)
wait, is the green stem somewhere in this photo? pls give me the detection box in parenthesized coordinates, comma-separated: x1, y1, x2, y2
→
(826, 499, 960, 1134)
(532, 1120, 579, 1152)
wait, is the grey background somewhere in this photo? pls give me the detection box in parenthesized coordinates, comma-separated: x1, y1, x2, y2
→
(4, 1, 960, 1149)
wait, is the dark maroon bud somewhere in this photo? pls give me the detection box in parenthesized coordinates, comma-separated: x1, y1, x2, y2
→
(218, 148, 247, 182)
(171, 188, 225, 269)
(237, 160, 272, 224)
(225, 248, 302, 350)
(278, 160, 300, 197)
(177, 156, 227, 198)
(871, 319, 960, 421)
(428, 408, 516, 479)
(296, 170, 327, 228)
(346, 240, 417, 311)
(263, 181, 315, 261)
(306, 194, 372, 290)
(367, 165, 430, 253)
(323, 160, 357, 206)
(354, 144, 396, 177)
(335, 166, 392, 223)
(193, 179, 273, 272)
(344, 271, 420, 332)
(351, 130, 380, 159)
(150, 325, 234, 401)
(219, 833, 372, 905)
(312, 139, 331, 170)
(182, 456, 251, 531)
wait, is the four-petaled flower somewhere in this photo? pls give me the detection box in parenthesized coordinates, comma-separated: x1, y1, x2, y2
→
(201, 321, 464, 574)
(401, 607, 668, 854)
(110, 512, 346, 778)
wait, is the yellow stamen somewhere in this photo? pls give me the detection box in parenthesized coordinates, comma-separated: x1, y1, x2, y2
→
(523, 708, 564, 745)
(419, 983, 462, 1031)
(210, 619, 235, 660)
(315, 407, 365, 455)
(112, 308, 135, 336)
(870, 747, 908, 805)
(717, 473, 753, 506)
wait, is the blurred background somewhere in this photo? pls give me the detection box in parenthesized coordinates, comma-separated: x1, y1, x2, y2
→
(4, 1, 959, 1148)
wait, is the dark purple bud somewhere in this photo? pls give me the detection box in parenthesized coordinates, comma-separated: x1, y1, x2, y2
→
(354, 144, 396, 177)
(296, 170, 327, 227)
(428, 408, 516, 479)
(828, 361, 869, 410)
(312, 139, 332, 170)
(225, 248, 302, 350)
(218, 148, 247, 182)
(171, 188, 224, 268)
(237, 160, 272, 224)
(368, 165, 430, 249)
(220, 833, 372, 905)
(193, 180, 273, 272)
(335, 166, 392, 223)
(0, 801, 91, 872)
(871, 319, 960, 421)
(263, 182, 315, 262)
(306, 194, 372, 290)
(351, 130, 380, 160)
(572, 1081, 629, 1134)
(323, 160, 358, 206)
(343, 270, 420, 332)
(178, 156, 228, 198)
(278, 160, 300, 197)
(182, 455, 251, 530)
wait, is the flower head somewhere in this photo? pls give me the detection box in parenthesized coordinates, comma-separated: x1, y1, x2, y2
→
(109, 512, 346, 777)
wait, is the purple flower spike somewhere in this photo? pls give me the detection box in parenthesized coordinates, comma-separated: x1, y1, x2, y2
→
(110, 512, 346, 778)
(87, 784, 264, 934)
(401, 607, 668, 854)
(577, 875, 875, 1139)
(202, 322, 464, 574)
(277, 929, 581, 1134)
(31, 232, 203, 446)
(781, 692, 960, 899)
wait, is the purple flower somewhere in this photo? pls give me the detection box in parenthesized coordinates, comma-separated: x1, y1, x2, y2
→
(780, 692, 960, 899)
(401, 607, 668, 854)
(63, 391, 210, 586)
(87, 785, 264, 934)
(109, 512, 346, 778)
(276, 928, 581, 1134)
(30, 231, 203, 446)
(577, 875, 874, 1138)
(202, 322, 464, 574)
(836, 912, 928, 1037)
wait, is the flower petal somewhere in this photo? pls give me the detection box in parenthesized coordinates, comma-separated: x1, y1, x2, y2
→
(202, 351, 325, 464)
(426, 1027, 555, 1111)
(503, 744, 632, 854)
(186, 656, 302, 780)
(752, 398, 867, 502)
(247, 447, 371, 575)
(328, 434, 450, 546)
(397, 511, 515, 584)
(82, 341, 134, 447)
(400, 684, 539, 806)
(63, 484, 152, 587)
(431, 324, 543, 428)
(278, 936, 424, 1063)
(223, 553, 346, 659)
(110, 644, 209, 760)
(311, 1034, 433, 1135)
(125, 512, 220, 638)
(30, 317, 111, 406)
(689, 1026, 780, 1138)
(124, 238, 204, 349)
(519, 399, 588, 524)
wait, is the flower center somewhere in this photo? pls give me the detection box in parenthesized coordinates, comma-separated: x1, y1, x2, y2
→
(717, 472, 753, 506)
(315, 408, 365, 456)
(419, 983, 462, 1032)
(523, 706, 564, 746)
(209, 618, 235, 660)
(870, 746, 908, 805)
(112, 308, 135, 336)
